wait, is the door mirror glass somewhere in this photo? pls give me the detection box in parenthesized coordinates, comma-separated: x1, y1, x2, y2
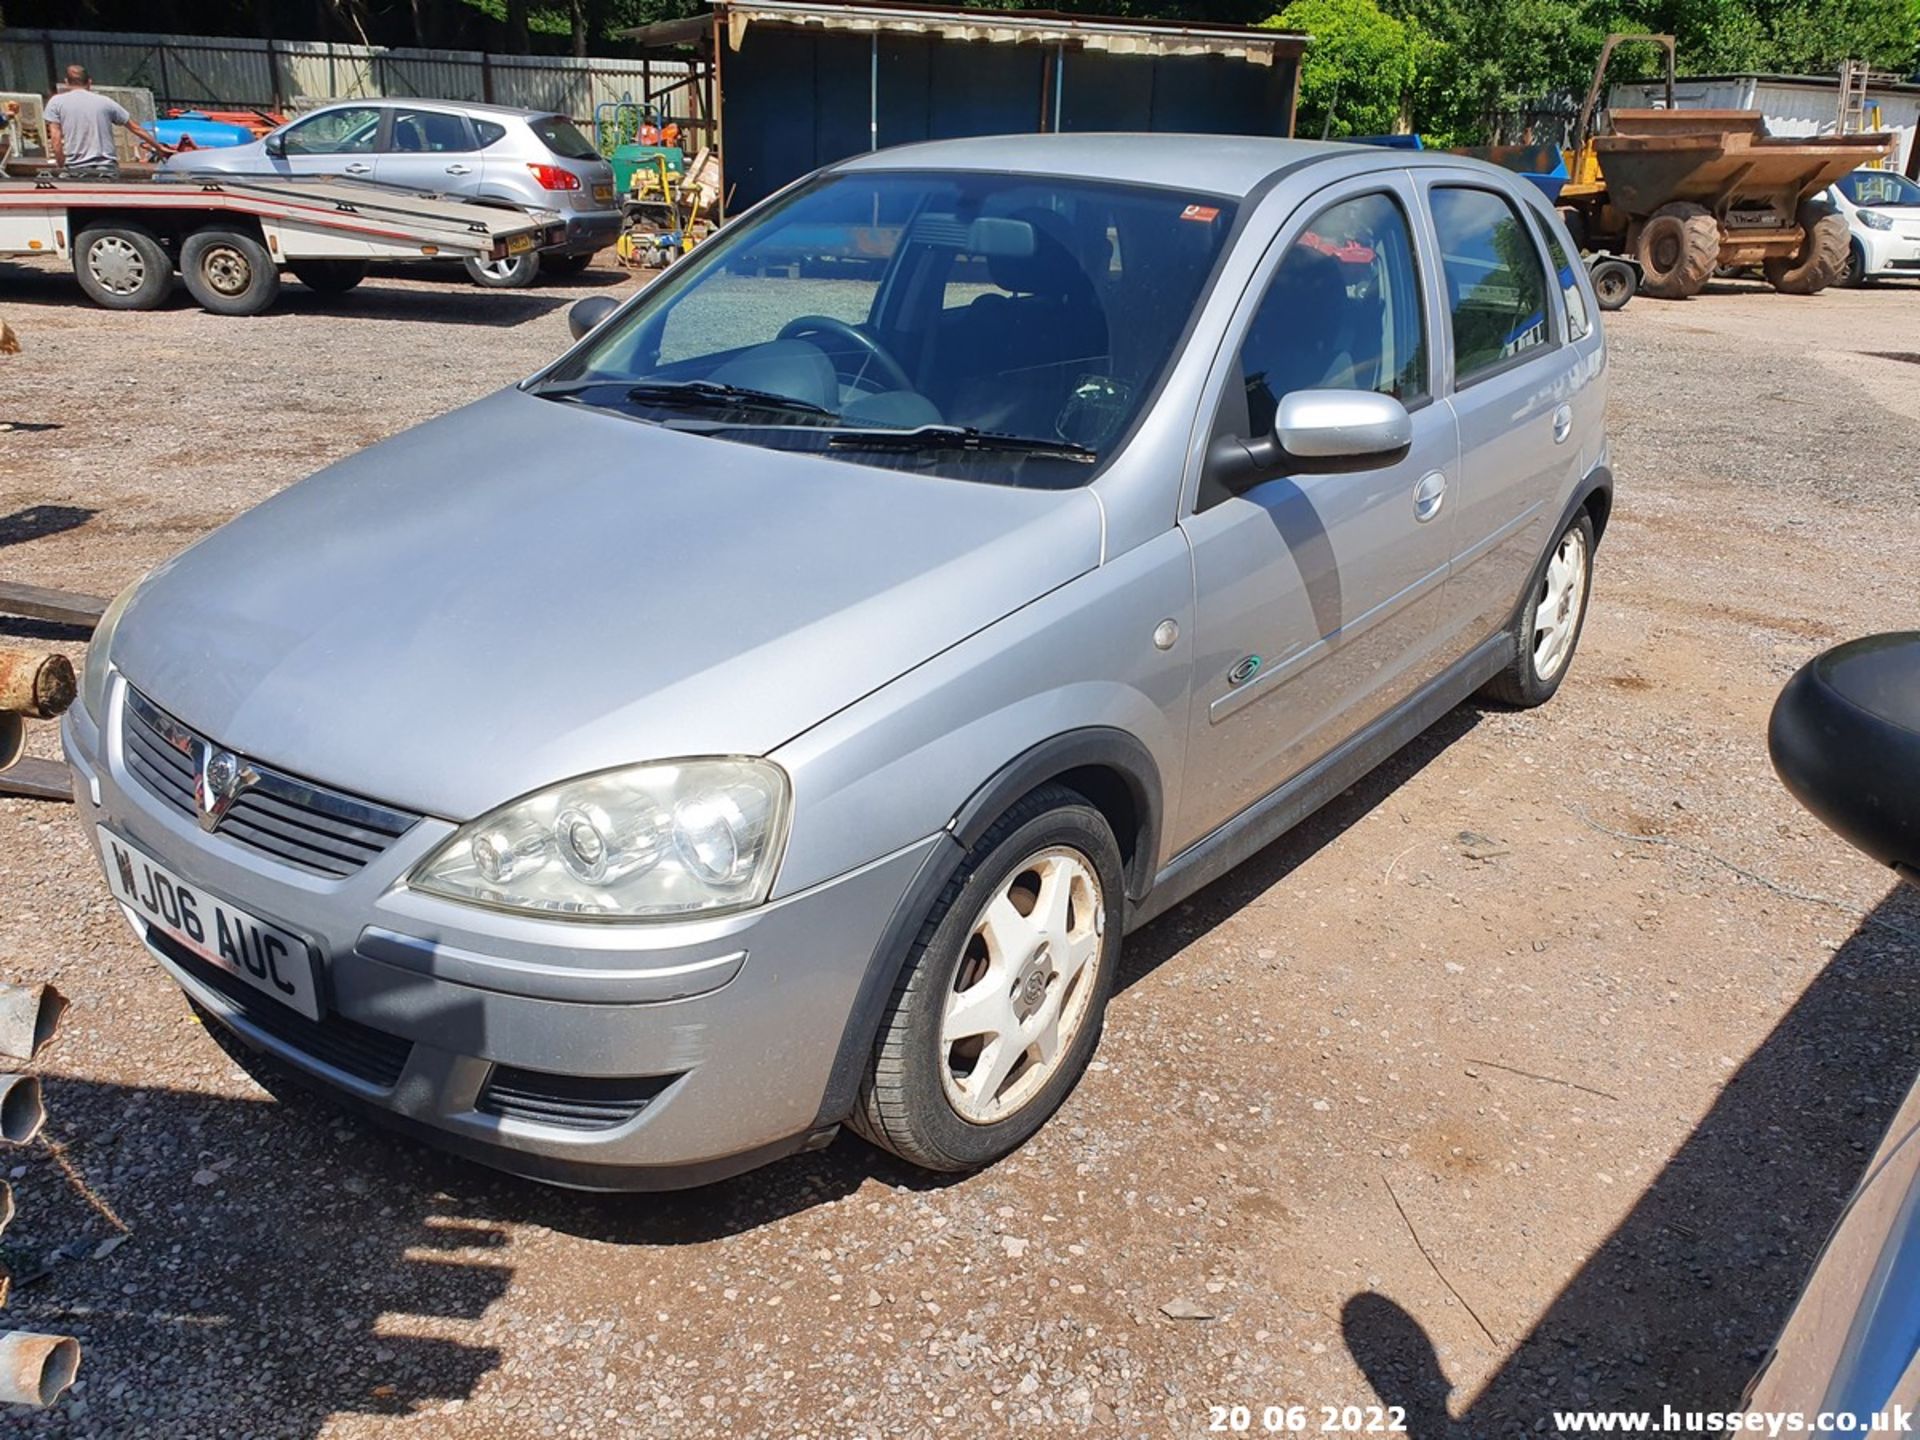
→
(568, 294, 621, 341)
(1275, 389, 1412, 461)
(262, 132, 286, 158)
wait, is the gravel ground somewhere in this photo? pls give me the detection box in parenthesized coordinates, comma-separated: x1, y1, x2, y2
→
(1, 257, 1918, 1439)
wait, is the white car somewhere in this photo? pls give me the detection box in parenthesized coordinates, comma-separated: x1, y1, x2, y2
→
(1827, 168, 1920, 286)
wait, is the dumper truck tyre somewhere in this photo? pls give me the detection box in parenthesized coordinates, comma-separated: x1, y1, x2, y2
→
(72, 223, 173, 311)
(1632, 202, 1718, 299)
(1764, 207, 1848, 295)
(289, 258, 367, 295)
(181, 228, 281, 317)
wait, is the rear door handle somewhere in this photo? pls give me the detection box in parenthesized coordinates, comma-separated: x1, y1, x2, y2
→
(444, 163, 472, 175)
(343, 161, 373, 175)
(1552, 404, 1574, 444)
(1413, 470, 1447, 523)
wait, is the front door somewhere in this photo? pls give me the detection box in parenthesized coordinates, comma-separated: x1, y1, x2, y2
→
(1175, 176, 1460, 849)
(272, 104, 386, 182)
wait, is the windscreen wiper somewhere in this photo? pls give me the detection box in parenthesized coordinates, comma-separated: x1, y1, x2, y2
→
(623, 379, 835, 417)
(825, 424, 1097, 463)
(525, 376, 835, 418)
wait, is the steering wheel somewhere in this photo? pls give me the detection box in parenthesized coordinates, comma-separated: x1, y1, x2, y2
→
(776, 314, 915, 395)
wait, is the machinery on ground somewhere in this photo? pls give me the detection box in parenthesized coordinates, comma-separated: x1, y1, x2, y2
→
(1558, 34, 1896, 298)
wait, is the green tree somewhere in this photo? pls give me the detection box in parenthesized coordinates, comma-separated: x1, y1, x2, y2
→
(1267, 0, 1420, 137)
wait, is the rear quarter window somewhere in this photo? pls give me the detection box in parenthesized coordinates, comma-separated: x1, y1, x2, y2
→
(531, 116, 598, 161)
(473, 118, 508, 149)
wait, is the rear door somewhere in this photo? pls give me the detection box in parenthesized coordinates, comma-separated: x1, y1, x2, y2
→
(1174, 174, 1460, 847)
(272, 104, 386, 182)
(375, 105, 480, 195)
(1419, 174, 1587, 650)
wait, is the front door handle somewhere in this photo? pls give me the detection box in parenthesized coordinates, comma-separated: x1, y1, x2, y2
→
(444, 163, 472, 175)
(343, 161, 373, 175)
(1413, 470, 1447, 523)
(1552, 403, 1574, 444)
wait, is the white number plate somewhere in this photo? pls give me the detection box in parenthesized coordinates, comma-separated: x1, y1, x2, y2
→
(99, 827, 322, 1020)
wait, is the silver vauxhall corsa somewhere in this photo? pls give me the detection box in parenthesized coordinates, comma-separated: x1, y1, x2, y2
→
(66, 136, 1611, 1189)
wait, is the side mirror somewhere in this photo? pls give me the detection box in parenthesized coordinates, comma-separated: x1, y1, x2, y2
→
(262, 133, 286, 158)
(1209, 389, 1413, 488)
(567, 295, 620, 341)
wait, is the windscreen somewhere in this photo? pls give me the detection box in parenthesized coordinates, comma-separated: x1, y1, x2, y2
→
(537, 170, 1238, 487)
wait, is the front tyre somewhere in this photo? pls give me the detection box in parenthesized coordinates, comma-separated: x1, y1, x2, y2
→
(1481, 511, 1596, 708)
(852, 784, 1124, 1172)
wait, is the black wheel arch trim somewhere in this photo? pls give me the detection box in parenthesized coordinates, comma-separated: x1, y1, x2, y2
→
(813, 727, 1164, 1128)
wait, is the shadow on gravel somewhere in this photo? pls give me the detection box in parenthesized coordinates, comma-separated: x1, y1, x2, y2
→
(1116, 705, 1486, 996)
(1342, 881, 1920, 1437)
(0, 504, 96, 548)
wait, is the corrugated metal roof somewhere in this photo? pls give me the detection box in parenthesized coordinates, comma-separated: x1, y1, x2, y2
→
(626, 0, 1307, 64)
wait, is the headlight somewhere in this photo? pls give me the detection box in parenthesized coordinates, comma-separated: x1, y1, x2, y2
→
(1858, 209, 1894, 231)
(411, 759, 790, 920)
(81, 578, 143, 722)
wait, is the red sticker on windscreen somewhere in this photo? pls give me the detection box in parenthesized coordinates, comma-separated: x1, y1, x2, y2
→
(1180, 204, 1220, 223)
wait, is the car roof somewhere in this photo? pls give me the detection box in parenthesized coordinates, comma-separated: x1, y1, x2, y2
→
(310, 98, 560, 122)
(830, 133, 1512, 199)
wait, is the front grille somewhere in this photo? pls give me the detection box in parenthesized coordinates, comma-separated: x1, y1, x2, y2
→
(150, 928, 413, 1088)
(122, 688, 419, 879)
(476, 1066, 677, 1131)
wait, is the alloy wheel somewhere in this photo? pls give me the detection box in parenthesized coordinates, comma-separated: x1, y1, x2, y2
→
(1532, 526, 1589, 681)
(940, 847, 1105, 1125)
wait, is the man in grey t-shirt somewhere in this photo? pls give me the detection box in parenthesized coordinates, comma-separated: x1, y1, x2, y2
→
(44, 65, 164, 178)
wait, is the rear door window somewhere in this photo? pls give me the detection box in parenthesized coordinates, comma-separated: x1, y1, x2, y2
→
(532, 116, 598, 161)
(1430, 186, 1551, 383)
(387, 107, 472, 154)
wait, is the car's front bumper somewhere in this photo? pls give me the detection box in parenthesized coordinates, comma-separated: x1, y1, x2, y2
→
(64, 680, 938, 1189)
(1860, 222, 1920, 277)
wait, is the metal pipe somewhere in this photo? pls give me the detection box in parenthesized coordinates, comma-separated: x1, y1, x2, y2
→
(0, 1075, 44, 1146)
(870, 33, 879, 151)
(1053, 43, 1064, 133)
(0, 984, 65, 1063)
(0, 650, 75, 721)
(0, 1181, 13, 1238)
(0, 714, 20, 774)
(0, 1333, 81, 1409)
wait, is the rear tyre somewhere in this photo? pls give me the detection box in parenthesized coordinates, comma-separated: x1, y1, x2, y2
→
(288, 258, 367, 294)
(71, 224, 173, 311)
(1481, 511, 1596, 709)
(1589, 258, 1637, 311)
(463, 250, 541, 288)
(181, 228, 281, 316)
(1763, 206, 1848, 295)
(1632, 202, 1719, 299)
(540, 252, 595, 278)
(851, 784, 1124, 1173)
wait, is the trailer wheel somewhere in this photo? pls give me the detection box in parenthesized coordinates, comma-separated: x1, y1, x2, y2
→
(72, 224, 174, 311)
(181, 229, 281, 316)
(1590, 258, 1637, 311)
(1764, 206, 1848, 296)
(1632, 202, 1719, 299)
(463, 251, 541, 288)
(288, 258, 368, 294)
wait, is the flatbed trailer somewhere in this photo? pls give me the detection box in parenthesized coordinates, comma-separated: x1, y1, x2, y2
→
(0, 174, 564, 315)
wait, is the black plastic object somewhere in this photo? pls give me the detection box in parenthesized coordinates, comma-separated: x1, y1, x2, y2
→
(1769, 632, 1920, 881)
